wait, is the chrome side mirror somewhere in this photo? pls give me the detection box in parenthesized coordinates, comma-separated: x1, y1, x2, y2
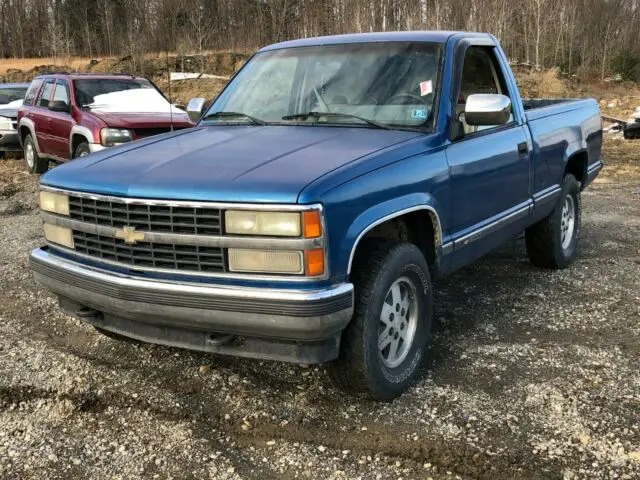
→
(464, 94, 511, 126)
(186, 97, 206, 123)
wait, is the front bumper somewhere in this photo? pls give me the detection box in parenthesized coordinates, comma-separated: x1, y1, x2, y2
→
(0, 130, 20, 152)
(30, 247, 353, 363)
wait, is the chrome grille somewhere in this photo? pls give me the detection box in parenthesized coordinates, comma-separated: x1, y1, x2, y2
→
(69, 196, 222, 235)
(72, 231, 225, 272)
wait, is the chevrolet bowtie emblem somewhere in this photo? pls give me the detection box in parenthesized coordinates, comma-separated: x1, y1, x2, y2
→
(115, 226, 146, 244)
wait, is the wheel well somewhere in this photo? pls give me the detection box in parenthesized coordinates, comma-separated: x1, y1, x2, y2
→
(352, 210, 437, 273)
(71, 134, 89, 157)
(565, 151, 588, 187)
(19, 126, 31, 143)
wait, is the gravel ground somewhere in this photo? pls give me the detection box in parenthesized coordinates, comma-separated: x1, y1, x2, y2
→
(0, 148, 639, 479)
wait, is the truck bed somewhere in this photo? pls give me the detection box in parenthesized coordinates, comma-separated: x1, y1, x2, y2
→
(523, 98, 597, 122)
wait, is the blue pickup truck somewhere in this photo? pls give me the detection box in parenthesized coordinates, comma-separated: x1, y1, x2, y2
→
(30, 31, 602, 399)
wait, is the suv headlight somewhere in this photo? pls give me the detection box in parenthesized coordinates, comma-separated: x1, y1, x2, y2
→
(0, 116, 12, 129)
(100, 128, 133, 147)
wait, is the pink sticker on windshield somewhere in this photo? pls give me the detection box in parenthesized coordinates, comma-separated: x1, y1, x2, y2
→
(420, 80, 433, 96)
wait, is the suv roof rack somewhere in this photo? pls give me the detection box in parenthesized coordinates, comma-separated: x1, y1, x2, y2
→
(36, 72, 137, 78)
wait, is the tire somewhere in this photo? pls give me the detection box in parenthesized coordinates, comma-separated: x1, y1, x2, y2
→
(525, 174, 581, 269)
(23, 134, 48, 174)
(327, 240, 433, 400)
(73, 142, 91, 158)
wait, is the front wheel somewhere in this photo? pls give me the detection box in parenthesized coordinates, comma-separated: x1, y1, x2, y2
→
(525, 174, 581, 268)
(23, 134, 48, 174)
(327, 240, 432, 400)
(73, 142, 91, 158)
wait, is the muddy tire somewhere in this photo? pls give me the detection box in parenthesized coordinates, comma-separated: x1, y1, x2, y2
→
(73, 142, 91, 158)
(23, 134, 48, 174)
(525, 174, 581, 269)
(327, 240, 432, 400)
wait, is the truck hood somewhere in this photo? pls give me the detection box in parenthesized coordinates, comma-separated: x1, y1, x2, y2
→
(41, 125, 419, 203)
(89, 111, 193, 129)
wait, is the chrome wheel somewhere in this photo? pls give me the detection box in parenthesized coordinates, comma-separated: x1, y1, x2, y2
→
(560, 194, 575, 249)
(25, 141, 35, 169)
(378, 276, 419, 369)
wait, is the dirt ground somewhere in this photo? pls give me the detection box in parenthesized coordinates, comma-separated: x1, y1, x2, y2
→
(0, 139, 638, 479)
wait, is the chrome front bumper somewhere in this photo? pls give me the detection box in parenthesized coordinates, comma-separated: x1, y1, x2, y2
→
(30, 247, 354, 363)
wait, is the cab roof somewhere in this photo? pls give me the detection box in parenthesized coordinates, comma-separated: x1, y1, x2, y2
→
(259, 31, 492, 52)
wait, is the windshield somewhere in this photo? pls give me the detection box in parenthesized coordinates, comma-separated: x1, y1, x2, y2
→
(205, 42, 442, 131)
(0, 86, 28, 105)
(73, 78, 181, 114)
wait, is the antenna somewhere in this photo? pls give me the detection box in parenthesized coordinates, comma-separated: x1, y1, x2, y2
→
(166, 49, 174, 132)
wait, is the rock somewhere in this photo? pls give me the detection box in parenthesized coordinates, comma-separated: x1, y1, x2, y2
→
(628, 451, 640, 462)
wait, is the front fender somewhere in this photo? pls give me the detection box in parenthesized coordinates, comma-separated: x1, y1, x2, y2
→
(17, 117, 39, 152)
(342, 192, 444, 274)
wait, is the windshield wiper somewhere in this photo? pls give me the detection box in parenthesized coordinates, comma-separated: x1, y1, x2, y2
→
(201, 111, 266, 125)
(281, 111, 393, 130)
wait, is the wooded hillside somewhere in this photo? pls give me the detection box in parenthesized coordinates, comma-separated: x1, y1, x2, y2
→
(0, 0, 639, 80)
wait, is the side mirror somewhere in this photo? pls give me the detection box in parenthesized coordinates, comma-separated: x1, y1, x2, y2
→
(48, 100, 70, 113)
(186, 97, 206, 123)
(464, 94, 511, 126)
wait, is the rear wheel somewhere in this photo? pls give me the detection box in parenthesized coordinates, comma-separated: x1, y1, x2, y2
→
(525, 174, 581, 268)
(23, 134, 48, 174)
(327, 240, 432, 400)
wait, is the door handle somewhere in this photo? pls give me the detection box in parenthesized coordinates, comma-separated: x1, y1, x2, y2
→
(517, 142, 528, 157)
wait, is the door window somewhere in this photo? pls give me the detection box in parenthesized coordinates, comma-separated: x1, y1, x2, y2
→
(456, 47, 513, 135)
(24, 79, 43, 105)
(37, 80, 55, 108)
(53, 81, 70, 106)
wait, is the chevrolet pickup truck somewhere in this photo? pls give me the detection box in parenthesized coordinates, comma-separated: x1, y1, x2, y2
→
(17, 73, 192, 173)
(29, 32, 603, 400)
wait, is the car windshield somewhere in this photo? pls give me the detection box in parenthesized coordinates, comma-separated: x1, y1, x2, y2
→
(73, 78, 182, 114)
(0, 86, 28, 105)
(204, 42, 443, 131)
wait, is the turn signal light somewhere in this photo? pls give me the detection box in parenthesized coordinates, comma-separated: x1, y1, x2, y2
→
(304, 249, 324, 276)
(303, 210, 322, 238)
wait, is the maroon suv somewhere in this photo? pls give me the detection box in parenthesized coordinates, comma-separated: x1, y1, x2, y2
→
(17, 73, 193, 173)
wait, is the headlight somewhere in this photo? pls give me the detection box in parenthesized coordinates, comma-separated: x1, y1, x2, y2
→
(225, 209, 322, 238)
(0, 116, 12, 129)
(100, 128, 133, 147)
(40, 191, 70, 215)
(225, 211, 301, 237)
(43, 223, 74, 248)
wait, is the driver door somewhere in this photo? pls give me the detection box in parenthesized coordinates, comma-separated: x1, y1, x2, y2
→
(48, 80, 74, 160)
(445, 45, 531, 267)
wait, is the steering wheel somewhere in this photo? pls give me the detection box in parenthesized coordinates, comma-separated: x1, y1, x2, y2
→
(385, 92, 431, 106)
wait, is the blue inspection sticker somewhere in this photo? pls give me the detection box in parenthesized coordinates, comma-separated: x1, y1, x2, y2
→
(411, 109, 427, 120)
